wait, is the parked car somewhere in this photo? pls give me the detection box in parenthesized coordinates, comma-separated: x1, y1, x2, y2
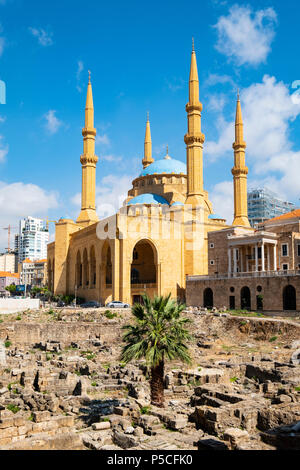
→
(81, 301, 101, 308)
(106, 300, 130, 308)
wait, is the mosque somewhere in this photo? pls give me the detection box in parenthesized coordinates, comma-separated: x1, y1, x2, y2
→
(47, 45, 250, 305)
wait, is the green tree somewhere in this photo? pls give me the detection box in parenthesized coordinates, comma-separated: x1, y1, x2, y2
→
(121, 294, 192, 408)
(5, 284, 16, 295)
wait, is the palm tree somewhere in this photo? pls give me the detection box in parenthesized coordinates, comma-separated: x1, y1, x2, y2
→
(121, 294, 192, 408)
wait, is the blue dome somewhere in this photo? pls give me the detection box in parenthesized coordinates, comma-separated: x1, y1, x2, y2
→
(127, 193, 169, 205)
(140, 158, 186, 176)
(171, 201, 184, 206)
(208, 214, 224, 220)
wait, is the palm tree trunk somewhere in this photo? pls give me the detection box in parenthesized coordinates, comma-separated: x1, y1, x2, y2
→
(150, 360, 164, 407)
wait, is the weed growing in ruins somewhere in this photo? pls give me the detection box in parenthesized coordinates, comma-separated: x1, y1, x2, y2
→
(104, 310, 117, 319)
(28, 413, 34, 421)
(91, 382, 97, 387)
(140, 406, 151, 415)
(16, 316, 21, 321)
(6, 404, 20, 414)
(5, 341, 11, 348)
(295, 386, 300, 392)
(269, 336, 278, 342)
(230, 376, 238, 383)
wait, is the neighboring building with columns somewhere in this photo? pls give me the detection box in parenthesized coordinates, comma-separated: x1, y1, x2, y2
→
(47, 45, 233, 305)
(187, 210, 300, 312)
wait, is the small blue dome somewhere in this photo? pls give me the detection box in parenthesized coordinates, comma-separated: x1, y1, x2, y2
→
(171, 201, 184, 206)
(140, 158, 186, 176)
(127, 193, 169, 205)
(208, 214, 224, 220)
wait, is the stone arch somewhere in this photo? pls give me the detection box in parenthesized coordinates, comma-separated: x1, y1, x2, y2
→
(101, 242, 112, 287)
(241, 286, 251, 310)
(130, 239, 158, 303)
(76, 250, 82, 287)
(283, 285, 296, 310)
(90, 245, 96, 287)
(82, 248, 89, 287)
(203, 288, 213, 308)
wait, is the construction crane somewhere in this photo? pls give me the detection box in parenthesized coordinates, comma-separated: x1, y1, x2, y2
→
(2, 225, 17, 253)
(45, 217, 58, 230)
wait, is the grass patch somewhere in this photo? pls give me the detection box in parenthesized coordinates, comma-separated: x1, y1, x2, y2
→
(140, 406, 151, 415)
(6, 404, 20, 414)
(104, 310, 117, 319)
(16, 316, 22, 321)
(269, 336, 278, 342)
(295, 386, 300, 392)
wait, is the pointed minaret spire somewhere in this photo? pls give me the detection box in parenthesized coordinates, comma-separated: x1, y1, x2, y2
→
(77, 73, 99, 226)
(184, 41, 205, 206)
(142, 112, 154, 169)
(232, 92, 250, 227)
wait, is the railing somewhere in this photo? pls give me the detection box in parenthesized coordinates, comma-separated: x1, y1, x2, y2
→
(131, 279, 156, 285)
(187, 269, 300, 281)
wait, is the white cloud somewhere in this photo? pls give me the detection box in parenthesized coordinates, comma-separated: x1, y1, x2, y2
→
(204, 73, 236, 88)
(214, 5, 277, 66)
(207, 93, 227, 113)
(101, 154, 123, 162)
(206, 74, 300, 211)
(210, 180, 233, 224)
(165, 77, 185, 92)
(0, 135, 8, 162)
(76, 60, 84, 92)
(0, 181, 59, 250)
(29, 27, 53, 47)
(44, 110, 63, 135)
(96, 134, 110, 146)
(71, 173, 134, 219)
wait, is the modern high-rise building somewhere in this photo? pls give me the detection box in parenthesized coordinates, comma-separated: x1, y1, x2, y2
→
(247, 188, 296, 227)
(16, 217, 49, 263)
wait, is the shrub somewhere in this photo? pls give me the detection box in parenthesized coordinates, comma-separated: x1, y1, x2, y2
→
(104, 310, 117, 319)
(91, 382, 97, 387)
(269, 336, 277, 342)
(140, 406, 151, 415)
(6, 404, 20, 414)
(4, 341, 11, 348)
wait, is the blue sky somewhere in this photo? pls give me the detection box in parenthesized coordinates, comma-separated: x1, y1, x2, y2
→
(0, 0, 300, 249)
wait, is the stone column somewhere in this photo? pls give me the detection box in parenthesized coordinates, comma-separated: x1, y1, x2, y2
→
(240, 246, 243, 273)
(255, 244, 258, 272)
(267, 245, 270, 271)
(273, 244, 277, 271)
(233, 248, 237, 274)
(261, 243, 265, 272)
(228, 248, 232, 276)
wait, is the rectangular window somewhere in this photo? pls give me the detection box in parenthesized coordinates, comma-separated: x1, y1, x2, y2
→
(282, 244, 288, 257)
(282, 264, 288, 271)
(297, 244, 300, 257)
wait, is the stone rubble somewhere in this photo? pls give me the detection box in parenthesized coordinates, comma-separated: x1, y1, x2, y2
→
(0, 307, 299, 450)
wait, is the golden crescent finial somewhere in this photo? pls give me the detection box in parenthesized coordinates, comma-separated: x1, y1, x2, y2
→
(88, 70, 91, 82)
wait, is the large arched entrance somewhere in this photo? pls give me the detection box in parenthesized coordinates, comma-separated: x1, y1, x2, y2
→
(131, 239, 157, 303)
(241, 286, 251, 310)
(203, 288, 213, 308)
(283, 285, 296, 310)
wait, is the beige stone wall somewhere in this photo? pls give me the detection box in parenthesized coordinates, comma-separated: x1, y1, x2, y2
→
(186, 276, 300, 311)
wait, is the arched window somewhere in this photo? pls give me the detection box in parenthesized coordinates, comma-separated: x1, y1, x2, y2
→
(283, 285, 296, 310)
(203, 288, 213, 308)
(241, 286, 251, 310)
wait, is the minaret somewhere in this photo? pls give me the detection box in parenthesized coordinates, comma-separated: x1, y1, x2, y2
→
(184, 40, 205, 206)
(232, 91, 250, 227)
(77, 72, 99, 226)
(142, 112, 154, 169)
